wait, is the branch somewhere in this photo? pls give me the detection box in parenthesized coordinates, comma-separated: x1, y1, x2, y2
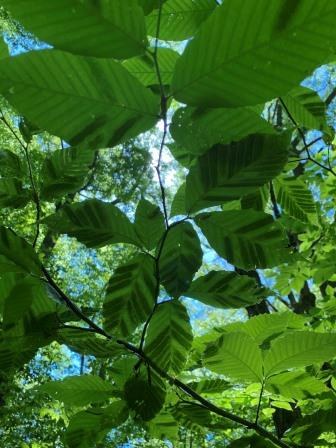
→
(42, 269, 292, 448)
(279, 98, 336, 177)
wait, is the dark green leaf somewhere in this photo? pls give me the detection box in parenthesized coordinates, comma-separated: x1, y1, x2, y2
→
(146, 0, 215, 41)
(124, 369, 166, 421)
(134, 199, 165, 250)
(145, 300, 193, 374)
(196, 210, 289, 269)
(0, 50, 159, 150)
(40, 147, 95, 200)
(186, 270, 267, 309)
(0, 178, 30, 208)
(185, 133, 289, 213)
(1, 0, 147, 59)
(103, 254, 157, 337)
(172, 0, 336, 106)
(159, 222, 202, 296)
(44, 199, 142, 248)
(170, 106, 275, 157)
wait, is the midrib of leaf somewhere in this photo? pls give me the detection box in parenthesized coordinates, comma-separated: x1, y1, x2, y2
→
(174, 6, 336, 95)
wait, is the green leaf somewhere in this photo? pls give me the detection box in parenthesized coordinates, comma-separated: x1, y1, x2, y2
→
(103, 254, 157, 337)
(204, 332, 263, 383)
(185, 134, 289, 213)
(146, 0, 215, 41)
(241, 186, 269, 212)
(287, 405, 336, 447)
(144, 300, 193, 374)
(172, 0, 336, 107)
(40, 375, 115, 406)
(0, 178, 30, 208)
(0, 227, 41, 275)
(228, 435, 278, 448)
(196, 210, 289, 269)
(123, 48, 179, 87)
(265, 371, 328, 400)
(264, 331, 336, 377)
(124, 369, 166, 421)
(187, 378, 230, 394)
(64, 400, 128, 448)
(57, 328, 124, 359)
(170, 183, 187, 217)
(171, 402, 212, 429)
(159, 222, 202, 297)
(148, 411, 179, 440)
(0, 50, 159, 150)
(40, 147, 95, 200)
(0, 149, 25, 178)
(1, 0, 147, 59)
(134, 199, 165, 250)
(282, 86, 329, 132)
(274, 177, 316, 223)
(235, 312, 308, 346)
(170, 106, 275, 157)
(186, 270, 267, 309)
(44, 199, 142, 248)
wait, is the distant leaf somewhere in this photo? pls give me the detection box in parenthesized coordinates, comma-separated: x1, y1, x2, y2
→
(124, 48, 179, 86)
(145, 300, 193, 374)
(103, 254, 157, 337)
(170, 183, 187, 217)
(0, 227, 41, 275)
(40, 375, 115, 406)
(1, 0, 147, 59)
(264, 332, 336, 377)
(0, 178, 30, 208)
(40, 147, 95, 200)
(196, 211, 289, 269)
(44, 199, 142, 248)
(134, 199, 165, 250)
(266, 371, 328, 400)
(0, 50, 159, 150)
(186, 270, 267, 309)
(172, 0, 336, 107)
(159, 222, 202, 297)
(185, 134, 289, 213)
(64, 400, 128, 448)
(204, 332, 263, 383)
(170, 106, 275, 157)
(282, 86, 329, 132)
(274, 177, 316, 223)
(146, 0, 215, 41)
(124, 369, 166, 421)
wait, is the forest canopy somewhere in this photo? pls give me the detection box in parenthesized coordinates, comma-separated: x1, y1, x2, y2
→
(0, 1, 336, 447)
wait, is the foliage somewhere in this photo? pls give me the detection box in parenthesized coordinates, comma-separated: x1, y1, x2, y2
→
(0, 1, 336, 448)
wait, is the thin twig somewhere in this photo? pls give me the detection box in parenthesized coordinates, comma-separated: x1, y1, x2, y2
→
(279, 98, 336, 177)
(255, 380, 265, 424)
(0, 111, 41, 246)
